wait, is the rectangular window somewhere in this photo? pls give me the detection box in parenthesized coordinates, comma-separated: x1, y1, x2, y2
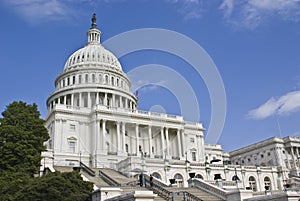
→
(79, 75, 82, 84)
(192, 152, 196, 161)
(85, 74, 88, 83)
(190, 138, 195, 143)
(68, 141, 76, 153)
(70, 124, 75, 131)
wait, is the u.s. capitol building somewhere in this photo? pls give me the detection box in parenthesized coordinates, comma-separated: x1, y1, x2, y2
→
(42, 14, 300, 200)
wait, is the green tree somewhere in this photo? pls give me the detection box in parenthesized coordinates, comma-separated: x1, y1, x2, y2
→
(13, 171, 93, 201)
(0, 101, 93, 201)
(0, 101, 49, 175)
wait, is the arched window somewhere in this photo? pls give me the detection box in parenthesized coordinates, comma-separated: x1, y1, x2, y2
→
(152, 172, 161, 180)
(174, 173, 183, 187)
(99, 74, 102, 83)
(195, 174, 203, 179)
(264, 177, 271, 191)
(105, 75, 109, 84)
(249, 176, 257, 191)
(111, 77, 114, 86)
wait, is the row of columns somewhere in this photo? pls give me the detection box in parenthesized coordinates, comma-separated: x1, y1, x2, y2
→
(94, 120, 186, 159)
(49, 92, 136, 111)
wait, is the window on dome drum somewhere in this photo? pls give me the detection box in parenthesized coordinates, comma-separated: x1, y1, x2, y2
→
(152, 146, 154, 153)
(111, 77, 114, 86)
(125, 144, 128, 152)
(105, 75, 109, 84)
(67, 77, 70, 86)
(85, 74, 88, 83)
(99, 74, 102, 83)
(79, 75, 82, 84)
(92, 74, 95, 83)
(72, 76, 75, 85)
(190, 138, 195, 143)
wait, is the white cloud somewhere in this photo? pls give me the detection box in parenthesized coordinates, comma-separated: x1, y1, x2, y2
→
(3, 0, 71, 24)
(166, 0, 203, 20)
(220, 0, 300, 29)
(248, 91, 300, 119)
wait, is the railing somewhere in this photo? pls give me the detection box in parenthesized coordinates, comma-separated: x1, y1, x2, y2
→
(193, 178, 227, 200)
(79, 162, 96, 177)
(144, 175, 203, 201)
(98, 169, 120, 186)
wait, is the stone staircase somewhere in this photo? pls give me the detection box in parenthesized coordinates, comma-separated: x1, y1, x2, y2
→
(165, 187, 224, 201)
(98, 168, 136, 186)
(54, 165, 226, 201)
(144, 174, 226, 201)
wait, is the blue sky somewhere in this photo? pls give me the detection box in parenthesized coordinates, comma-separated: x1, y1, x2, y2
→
(1, 0, 300, 152)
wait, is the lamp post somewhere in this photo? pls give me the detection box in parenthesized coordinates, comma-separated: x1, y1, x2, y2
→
(164, 149, 170, 184)
(140, 151, 146, 187)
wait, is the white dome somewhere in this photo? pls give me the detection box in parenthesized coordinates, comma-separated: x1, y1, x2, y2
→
(63, 44, 122, 71)
(63, 14, 122, 72)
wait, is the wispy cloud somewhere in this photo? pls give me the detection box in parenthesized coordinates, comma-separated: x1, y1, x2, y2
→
(166, 0, 203, 20)
(3, 0, 72, 24)
(220, 0, 300, 29)
(248, 91, 300, 119)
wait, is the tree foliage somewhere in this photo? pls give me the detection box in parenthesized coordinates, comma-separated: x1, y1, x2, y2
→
(0, 101, 93, 200)
(0, 101, 49, 175)
(13, 171, 93, 201)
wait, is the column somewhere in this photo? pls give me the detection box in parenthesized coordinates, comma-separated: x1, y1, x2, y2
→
(95, 120, 100, 154)
(79, 93, 82, 107)
(119, 96, 123, 108)
(291, 147, 297, 169)
(148, 126, 153, 157)
(181, 130, 186, 157)
(96, 92, 99, 106)
(122, 123, 126, 153)
(104, 93, 108, 106)
(116, 122, 120, 154)
(177, 129, 182, 158)
(71, 94, 74, 107)
(88, 92, 91, 108)
(165, 128, 169, 157)
(102, 120, 106, 153)
(112, 94, 115, 108)
(161, 127, 165, 157)
(135, 124, 139, 154)
(58, 97, 61, 105)
(63, 95, 67, 105)
(125, 98, 128, 109)
(285, 148, 291, 168)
